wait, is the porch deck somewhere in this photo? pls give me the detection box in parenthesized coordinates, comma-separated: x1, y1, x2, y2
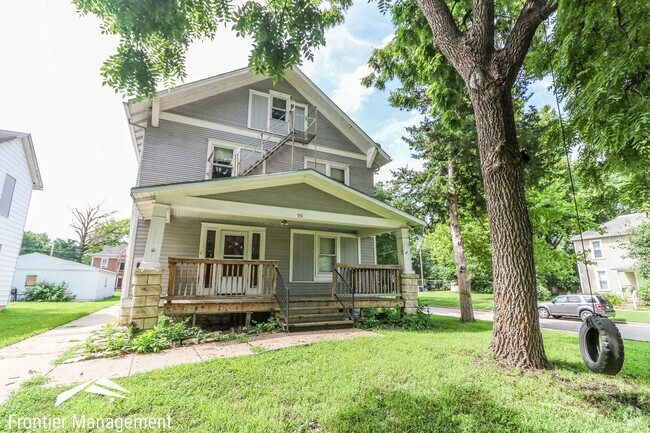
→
(163, 258, 406, 325)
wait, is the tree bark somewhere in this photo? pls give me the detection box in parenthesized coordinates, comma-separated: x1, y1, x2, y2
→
(468, 85, 549, 369)
(448, 162, 475, 322)
(415, 0, 556, 369)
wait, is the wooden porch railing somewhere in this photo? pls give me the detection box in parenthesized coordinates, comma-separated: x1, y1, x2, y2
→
(167, 258, 278, 302)
(332, 263, 402, 297)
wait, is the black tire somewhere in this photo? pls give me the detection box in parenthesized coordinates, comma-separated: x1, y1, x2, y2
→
(579, 315, 625, 375)
(552, 315, 562, 319)
(538, 307, 550, 319)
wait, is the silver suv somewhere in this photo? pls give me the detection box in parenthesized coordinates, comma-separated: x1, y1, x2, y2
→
(538, 294, 616, 320)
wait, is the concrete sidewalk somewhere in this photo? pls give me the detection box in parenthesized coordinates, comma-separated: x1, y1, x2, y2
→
(0, 304, 119, 404)
(44, 329, 380, 388)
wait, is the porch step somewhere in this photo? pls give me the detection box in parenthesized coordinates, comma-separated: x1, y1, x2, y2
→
(275, 303, 353, 331)
(289, 320, 354, 331)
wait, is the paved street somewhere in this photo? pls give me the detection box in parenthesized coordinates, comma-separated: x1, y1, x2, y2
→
(424, 306, 650, 342)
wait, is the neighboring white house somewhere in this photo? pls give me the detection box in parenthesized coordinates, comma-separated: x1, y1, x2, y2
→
(12, 253, 116, 301)
(572, 213, 648, 299)
(0, 130, 43, 309)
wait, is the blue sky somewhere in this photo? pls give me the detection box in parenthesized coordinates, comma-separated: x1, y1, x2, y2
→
(0, 1, 554, 240)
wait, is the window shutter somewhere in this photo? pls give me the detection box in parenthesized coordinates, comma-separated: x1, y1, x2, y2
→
(292, 233, 314, 281)
(249, 93, 269, 130)
(0, 174, 16, 218)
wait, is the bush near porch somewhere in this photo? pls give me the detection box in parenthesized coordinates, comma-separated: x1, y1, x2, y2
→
(0, 294, 120, 348)
(1, 315, 648, 432)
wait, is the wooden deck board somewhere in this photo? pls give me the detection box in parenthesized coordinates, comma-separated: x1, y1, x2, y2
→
(162, 295, 404, 315)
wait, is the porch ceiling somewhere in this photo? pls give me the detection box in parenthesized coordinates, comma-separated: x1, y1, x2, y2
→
(132, 171, 425, 235)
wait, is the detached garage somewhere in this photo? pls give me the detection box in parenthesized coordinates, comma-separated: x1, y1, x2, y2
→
(12, 253, 115, 301)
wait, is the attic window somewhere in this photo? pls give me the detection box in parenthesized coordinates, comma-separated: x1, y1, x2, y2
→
(271, 97, 288, 121)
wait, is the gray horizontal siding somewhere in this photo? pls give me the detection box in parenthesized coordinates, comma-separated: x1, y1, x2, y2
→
(129, 220, 363, 297)
(200, 184, 380, 217)
(137, 77, 375, 192)
(264, 145, 373, 195)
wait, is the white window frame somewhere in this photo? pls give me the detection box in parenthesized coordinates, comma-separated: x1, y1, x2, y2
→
(248, 89, 270, 131)
(100, 258, 109, 269)
(303, 157, 350, 186)
(591, 240, 603, 259)
(205, 139, 265, 179)
(269, 90, 291, 123)
(199, 223, 267, 260)
(596, 269, 610, 291)
(289, 229, 360, 283)
(291, 101, 308, 131)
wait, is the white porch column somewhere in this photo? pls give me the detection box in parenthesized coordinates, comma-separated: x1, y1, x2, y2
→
(139, 203, 170, 269)
(395, 227, 414, 274)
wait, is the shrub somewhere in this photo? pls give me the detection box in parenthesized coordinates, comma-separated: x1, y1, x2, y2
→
(536, 286, 553, 302)
(249, 317, 281, 334)
(357, 308, 437, 331)
(602, 293, 626, 307)
(23, 280, 75, 302)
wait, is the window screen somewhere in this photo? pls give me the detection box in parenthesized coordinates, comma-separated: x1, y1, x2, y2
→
(292, 233, 314, 281)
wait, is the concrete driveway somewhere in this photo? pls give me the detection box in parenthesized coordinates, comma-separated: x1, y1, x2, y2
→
(0, 305, 119, 404)
(424, 306, 650, 342)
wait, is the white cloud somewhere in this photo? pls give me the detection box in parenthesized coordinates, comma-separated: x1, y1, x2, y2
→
(331, 65, 374, 114)
(373, 111, 425, 182)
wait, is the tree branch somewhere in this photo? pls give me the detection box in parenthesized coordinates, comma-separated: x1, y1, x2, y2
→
(469, 0, 495, 63)
(415, 0, 466, 72)
(494, 0, 558, 86)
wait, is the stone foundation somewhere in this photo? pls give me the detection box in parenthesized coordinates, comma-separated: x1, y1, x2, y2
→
(401, 273, 419, 315)
(128, 269, 163, 330)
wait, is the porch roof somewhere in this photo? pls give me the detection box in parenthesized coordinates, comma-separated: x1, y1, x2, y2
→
(131, 170, 425, 235)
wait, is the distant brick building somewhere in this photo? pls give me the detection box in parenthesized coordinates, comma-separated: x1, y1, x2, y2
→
(91, 245, 127, 290)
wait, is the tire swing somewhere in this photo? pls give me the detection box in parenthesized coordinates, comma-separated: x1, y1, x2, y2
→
(545, 22, 625, 375)
(579, 315, 625, 375)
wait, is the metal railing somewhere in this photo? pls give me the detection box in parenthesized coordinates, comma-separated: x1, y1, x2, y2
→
(334, 269, 355, 321)
(236, 106, 318, 176)
(167, 258, 278, 302)
(273, 268, 290, 330)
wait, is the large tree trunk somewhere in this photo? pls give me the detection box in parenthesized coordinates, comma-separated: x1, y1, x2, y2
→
(468, 85, 549, 369)
(448, 162, 475, 322)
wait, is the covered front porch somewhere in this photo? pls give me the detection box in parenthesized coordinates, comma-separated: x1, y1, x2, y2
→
(122, 171, 424, 329)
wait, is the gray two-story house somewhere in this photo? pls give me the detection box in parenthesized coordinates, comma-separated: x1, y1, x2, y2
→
(119, 67, 424, 331)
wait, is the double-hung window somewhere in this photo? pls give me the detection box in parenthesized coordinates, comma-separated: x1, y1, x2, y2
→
(211, 146, 235, 178)
(304, 158, 349, 185)
(596, 270, 609, 291)
(591, 240, 603, 259)
(100, 258, 109, 268)
(290, 230, 359, 283)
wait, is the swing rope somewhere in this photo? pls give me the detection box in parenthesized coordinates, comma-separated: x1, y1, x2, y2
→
(542, 21, 597, 314)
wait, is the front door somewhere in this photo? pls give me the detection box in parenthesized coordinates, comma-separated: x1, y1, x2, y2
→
(217, 231, 247, 295)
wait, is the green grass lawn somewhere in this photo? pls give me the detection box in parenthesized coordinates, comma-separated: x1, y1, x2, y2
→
(0, 294, 120, 348)
(419, 291, 650, 324)
(1, 316, 648, 432)
(419, 290, 495, 310)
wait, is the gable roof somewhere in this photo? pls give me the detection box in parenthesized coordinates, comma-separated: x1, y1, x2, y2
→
(124, 67, 390, 167)
(91, 245, 127, 258)
(17, 253, 114, 273)
(0, 129, 43, 190)
(571, 213, 648, 241)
